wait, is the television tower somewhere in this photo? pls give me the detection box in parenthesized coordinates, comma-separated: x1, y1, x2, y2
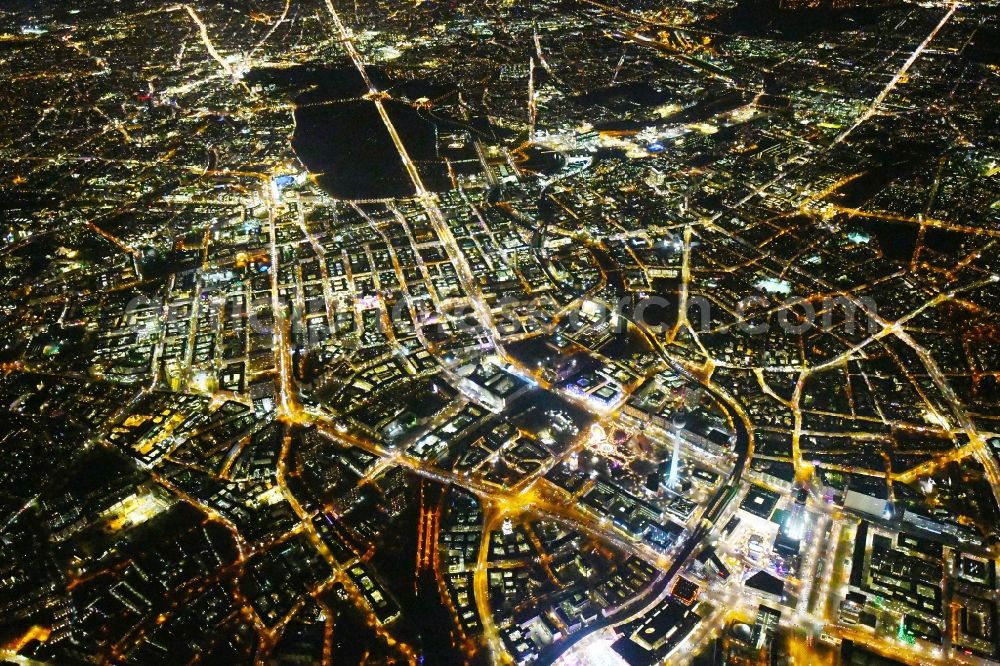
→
(667, 411, 686, 488)
(667, 435, 681, 488)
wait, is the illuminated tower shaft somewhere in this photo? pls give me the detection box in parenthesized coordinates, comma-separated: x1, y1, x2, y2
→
(667, 436, 680, 488)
